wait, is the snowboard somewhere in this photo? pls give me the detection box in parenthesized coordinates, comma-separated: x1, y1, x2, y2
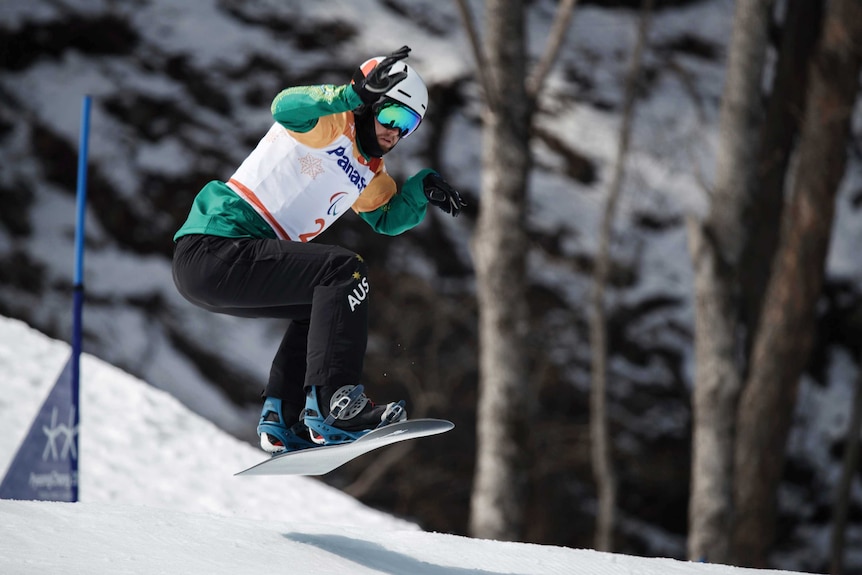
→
(235, 418, 454, 477)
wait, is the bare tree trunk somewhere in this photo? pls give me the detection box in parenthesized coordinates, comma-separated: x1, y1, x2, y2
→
(831, 364, 862, 575)
(686, 0, 774, 563)
(733, 0, 862, 565)
(589, 0, 653, 552)
(455, 0, 579, 540)
(469, 0, 533, 541)
(738, 0, 822, 356)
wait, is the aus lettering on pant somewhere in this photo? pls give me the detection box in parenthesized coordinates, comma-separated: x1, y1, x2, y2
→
(348, 277, 370, 312)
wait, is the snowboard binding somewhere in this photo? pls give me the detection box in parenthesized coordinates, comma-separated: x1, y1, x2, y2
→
(257, 397, 316, 454)
(303, 384, 406, 446)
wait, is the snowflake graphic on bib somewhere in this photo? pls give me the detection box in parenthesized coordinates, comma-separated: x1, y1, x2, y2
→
(298, 154, 325, 179)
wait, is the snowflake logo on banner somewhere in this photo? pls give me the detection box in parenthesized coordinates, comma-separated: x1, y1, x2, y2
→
(299, 154, 325, 179)
(42, 407, 78, 462)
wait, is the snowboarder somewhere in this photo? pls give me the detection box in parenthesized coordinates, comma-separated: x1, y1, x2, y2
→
(172, 46, 464, 454)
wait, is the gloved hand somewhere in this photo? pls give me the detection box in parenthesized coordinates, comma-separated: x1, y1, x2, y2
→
(423, 172, 466, 217)
(354, 46, 412, 106)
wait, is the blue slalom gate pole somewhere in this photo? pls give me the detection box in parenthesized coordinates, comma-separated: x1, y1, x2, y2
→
(72, 96, 91, 434)
(69, 95, 91, 500)
(0, 95, 91, 502)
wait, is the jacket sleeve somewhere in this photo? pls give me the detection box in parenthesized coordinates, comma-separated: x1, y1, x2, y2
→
(271, 84, 363, 132)
(356, 169, 435, 236)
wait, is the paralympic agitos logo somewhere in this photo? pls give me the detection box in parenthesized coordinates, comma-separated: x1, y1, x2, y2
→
(327, 192, 348, 216)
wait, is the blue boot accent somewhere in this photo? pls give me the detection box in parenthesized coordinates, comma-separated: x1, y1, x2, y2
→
(257, 397, 316, 454)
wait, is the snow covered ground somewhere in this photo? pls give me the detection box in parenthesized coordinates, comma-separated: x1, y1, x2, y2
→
(0, 316, 817, 574)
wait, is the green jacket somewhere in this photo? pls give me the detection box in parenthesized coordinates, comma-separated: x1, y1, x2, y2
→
(174, 84, 431, 241)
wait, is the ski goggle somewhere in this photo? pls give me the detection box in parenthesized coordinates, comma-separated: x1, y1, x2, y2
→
(374, 101, 422, 138)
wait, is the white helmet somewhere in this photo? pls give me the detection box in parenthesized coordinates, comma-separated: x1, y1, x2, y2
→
(355, 56, 428, 121)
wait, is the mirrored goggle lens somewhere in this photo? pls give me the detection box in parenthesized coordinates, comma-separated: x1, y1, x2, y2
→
(375, 103, 422, 137)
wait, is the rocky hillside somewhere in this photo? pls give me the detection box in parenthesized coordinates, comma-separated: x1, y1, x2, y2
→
(1, 1, 861, 571)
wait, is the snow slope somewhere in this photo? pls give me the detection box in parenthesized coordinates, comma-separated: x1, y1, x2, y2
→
(1, 500, 809, 575)
(0, 316, 816, 574)
(0, 315, 409, 527)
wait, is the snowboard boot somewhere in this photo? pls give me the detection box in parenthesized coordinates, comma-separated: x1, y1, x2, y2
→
(257, 397, 316, 454)
(302, 384, 406, 445)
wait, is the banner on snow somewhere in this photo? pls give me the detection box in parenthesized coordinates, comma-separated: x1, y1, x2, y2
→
(0, 358, 79, 501)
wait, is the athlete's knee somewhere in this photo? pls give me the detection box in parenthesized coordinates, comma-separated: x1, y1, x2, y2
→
(324, 247, 368, 285)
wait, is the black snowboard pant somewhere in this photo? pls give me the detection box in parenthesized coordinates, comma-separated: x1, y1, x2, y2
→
(172, 234, 369, 423)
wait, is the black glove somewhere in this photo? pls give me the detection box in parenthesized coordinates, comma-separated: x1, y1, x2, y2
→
(354, 46, 411, 106)
(423, 172, 466, 217)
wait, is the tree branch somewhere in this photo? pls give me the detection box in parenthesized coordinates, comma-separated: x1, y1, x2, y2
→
(454, 0, 501, 114)
(527, 0, 581, 100)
